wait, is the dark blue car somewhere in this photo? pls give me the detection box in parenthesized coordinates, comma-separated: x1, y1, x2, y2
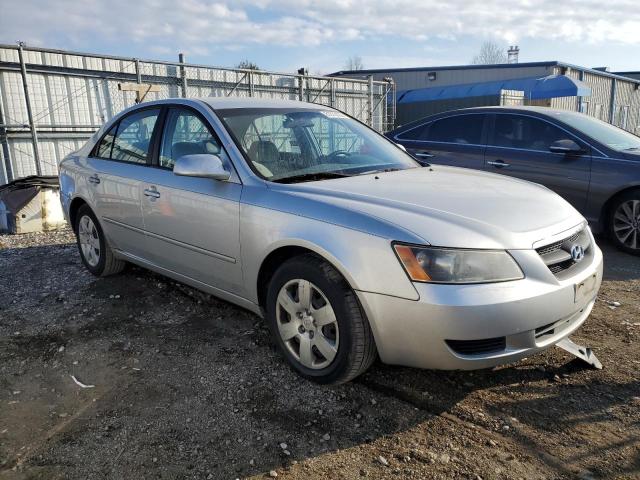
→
(388, 106, 640, 254)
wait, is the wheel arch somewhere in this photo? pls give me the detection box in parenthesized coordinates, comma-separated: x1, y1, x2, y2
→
(600, 184, 640, 231)
(68, 196, 90, 233)
(255, 240, 360, 312)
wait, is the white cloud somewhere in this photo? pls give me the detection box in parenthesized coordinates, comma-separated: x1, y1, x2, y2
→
(1, 0, 638, 56)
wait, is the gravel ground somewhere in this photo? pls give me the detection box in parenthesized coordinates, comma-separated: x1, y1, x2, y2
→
(0, 228, 638, 480)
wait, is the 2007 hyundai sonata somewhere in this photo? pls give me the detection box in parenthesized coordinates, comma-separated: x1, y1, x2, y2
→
(59, 98, 603, 384)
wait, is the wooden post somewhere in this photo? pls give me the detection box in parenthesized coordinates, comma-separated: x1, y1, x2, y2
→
(118, 82, 161, 103)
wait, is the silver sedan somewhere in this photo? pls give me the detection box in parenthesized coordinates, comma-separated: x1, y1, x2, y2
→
(59, 98, 603, 384)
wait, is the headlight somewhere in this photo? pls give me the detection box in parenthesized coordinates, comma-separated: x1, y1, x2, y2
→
(393, 244, 524, 284)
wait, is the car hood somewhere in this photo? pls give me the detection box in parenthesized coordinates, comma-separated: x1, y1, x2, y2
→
(273, 166, 585, 249)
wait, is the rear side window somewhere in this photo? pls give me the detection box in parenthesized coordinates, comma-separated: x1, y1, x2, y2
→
(427, 115, 484, 144)
(92, 109, 161, 163)
(396, 123, 428, 141)
(112, 109, 160, 164)
(95, 124, 117, 158)
(491, 115, 567, 151)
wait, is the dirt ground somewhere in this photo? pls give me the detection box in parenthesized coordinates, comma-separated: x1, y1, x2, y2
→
(0, 229, 638, 480)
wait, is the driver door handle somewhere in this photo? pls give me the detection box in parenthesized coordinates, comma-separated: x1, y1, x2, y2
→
(487, 160, 511, 168)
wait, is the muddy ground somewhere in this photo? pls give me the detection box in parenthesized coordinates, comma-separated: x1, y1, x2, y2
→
(0, 229, 638, 480)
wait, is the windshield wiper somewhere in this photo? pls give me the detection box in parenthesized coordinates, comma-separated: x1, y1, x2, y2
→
(623, 147, 640, 151)
(272, 172, 352, 184)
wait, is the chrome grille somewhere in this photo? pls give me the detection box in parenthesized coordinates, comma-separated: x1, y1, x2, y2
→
(536, 231, 580, 256)
(536, 228, 590, 277)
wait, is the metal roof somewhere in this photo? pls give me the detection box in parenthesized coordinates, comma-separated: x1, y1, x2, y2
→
(331, 61, 640, 85)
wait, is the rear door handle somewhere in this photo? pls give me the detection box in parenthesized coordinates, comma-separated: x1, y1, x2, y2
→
(487, 160, 511, 168)
(88, 174, 100, 185)
(144, 186, 161, 199)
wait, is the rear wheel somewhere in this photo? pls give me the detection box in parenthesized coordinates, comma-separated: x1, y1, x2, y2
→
(75, 205, 125, 276)
(608, 190, 640, 255)
(265, 254, 377, 384)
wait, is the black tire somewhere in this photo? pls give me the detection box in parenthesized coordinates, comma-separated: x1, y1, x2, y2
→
(74, 204, 126, 276)
(265, 254, 377, 384)
(608, 189, 640, 255)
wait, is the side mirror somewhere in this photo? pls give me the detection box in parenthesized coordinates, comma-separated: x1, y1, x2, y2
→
(173, 154, 230, 181)
(549, 139, 585, 155)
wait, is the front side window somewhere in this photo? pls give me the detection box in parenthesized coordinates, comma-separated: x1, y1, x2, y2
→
(111, 109, 160, 164)
(427, 115, 484, 144)
(491, 115, 567, 151)
(219, 108, 418, 182)
(160, 109, 222, 169)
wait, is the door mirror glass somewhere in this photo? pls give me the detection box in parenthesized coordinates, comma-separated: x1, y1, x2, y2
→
(173, 154, 230, 181)
(549, 139, 584, 155)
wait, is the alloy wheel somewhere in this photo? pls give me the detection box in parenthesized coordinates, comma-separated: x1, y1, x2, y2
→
(78, 215, 101, 267)
(613, 199, 640, 250)
(275, 279, 339, 370)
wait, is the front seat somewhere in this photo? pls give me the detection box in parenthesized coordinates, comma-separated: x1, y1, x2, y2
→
(248, 140, 280, 173)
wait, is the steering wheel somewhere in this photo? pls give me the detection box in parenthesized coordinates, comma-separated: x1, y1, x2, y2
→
(325, 150, 351, 162)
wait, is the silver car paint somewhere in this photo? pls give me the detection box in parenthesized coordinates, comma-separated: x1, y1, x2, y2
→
(59, 98, 603, 370)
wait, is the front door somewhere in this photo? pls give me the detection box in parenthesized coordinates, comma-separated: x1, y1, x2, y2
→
(139, 106, 244, 296)
(87, 107, 161, 259)
(484, 113, 592, 212)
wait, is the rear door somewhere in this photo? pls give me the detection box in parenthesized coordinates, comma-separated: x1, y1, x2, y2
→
(139, 106, 244, 296)
(484, 113, 592, 211)
(394, 113, 487, 170)
(87, 107, 161, 259)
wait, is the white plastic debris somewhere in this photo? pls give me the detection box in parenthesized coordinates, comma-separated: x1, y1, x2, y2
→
(70, 375, 95, 389)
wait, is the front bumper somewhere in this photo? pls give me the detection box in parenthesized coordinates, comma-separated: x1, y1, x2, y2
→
(356, 244, 603, 370)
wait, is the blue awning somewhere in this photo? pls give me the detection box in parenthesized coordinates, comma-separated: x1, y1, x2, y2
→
(397, 75, 591, 104)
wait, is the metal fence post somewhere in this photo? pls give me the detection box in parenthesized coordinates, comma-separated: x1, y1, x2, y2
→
(330, 78, 335, 107)
(17, 42, 42, 176)
(0, 96, 13, 183)
(367, 75, 374, 127)
(135, 58, 142, 84)
(178, 53, 188, 98)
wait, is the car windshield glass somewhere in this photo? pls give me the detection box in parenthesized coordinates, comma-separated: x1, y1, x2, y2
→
(553, 112, 640, 152)
(217, 108, 419, 181)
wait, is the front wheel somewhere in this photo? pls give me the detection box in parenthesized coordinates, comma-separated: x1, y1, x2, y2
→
(265, 254, 377, 384)
(608, 190, 640, 255)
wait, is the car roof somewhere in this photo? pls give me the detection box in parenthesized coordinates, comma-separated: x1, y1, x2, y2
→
(389, 106, 584, 133)
(197, 97, 330, 111)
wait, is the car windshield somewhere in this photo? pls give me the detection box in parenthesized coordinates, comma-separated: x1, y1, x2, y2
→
(553, 111, 640, 152)
(217, 108, 419, 182)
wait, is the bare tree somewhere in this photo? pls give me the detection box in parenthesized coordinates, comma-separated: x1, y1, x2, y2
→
(345, 55, 364, 71)
(471, 41, 507, 65)
(236, 59, 260, 70)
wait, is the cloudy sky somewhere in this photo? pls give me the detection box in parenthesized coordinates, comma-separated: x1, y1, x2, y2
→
(1, 0, 639, 74)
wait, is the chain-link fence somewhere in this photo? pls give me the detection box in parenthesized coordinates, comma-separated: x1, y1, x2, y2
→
(0, 44, 396, 185)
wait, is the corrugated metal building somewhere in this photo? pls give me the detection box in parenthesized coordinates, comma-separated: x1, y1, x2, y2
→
(331, 62, 640, 132)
